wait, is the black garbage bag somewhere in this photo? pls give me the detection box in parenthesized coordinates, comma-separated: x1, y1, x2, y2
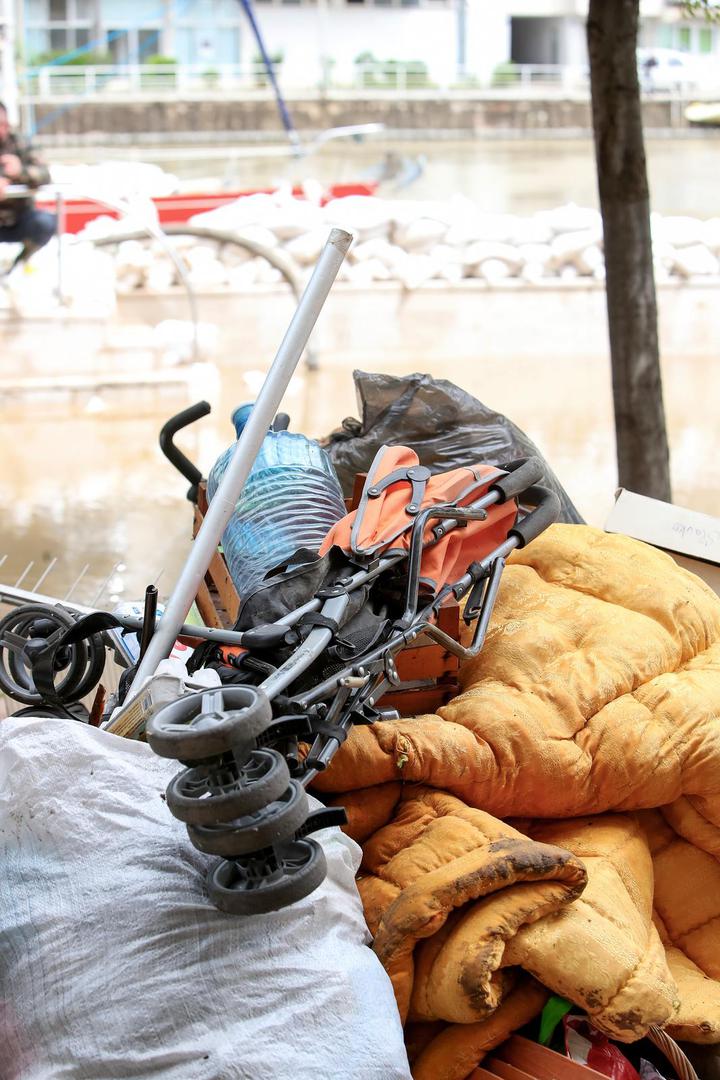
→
(323, 370, 584, 525)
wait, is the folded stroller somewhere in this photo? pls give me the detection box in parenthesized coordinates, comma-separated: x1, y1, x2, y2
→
(145, 441, 559, 915)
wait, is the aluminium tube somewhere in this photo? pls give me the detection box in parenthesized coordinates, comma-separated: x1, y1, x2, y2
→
(129, 227, 352, 692)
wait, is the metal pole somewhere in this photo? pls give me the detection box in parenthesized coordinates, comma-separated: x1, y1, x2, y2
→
(128, 227, 352, 692)
(55, 190, 65, 303)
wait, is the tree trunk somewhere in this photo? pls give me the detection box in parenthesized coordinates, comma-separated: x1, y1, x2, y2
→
(587, 0, 672, 501)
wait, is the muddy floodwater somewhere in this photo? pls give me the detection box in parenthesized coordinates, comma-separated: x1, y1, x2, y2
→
(1, 135, 719, 612)
(52, 136, 720, 218)
(1, 348, 717, 611)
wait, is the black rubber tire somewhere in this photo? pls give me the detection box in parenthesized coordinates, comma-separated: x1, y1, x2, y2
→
(0, 605, 96, 707)
(186, 780, 309, 856)
(165, 748, 290, 825)
(208, 838, 327, 915)
(147, 685, 272, 760)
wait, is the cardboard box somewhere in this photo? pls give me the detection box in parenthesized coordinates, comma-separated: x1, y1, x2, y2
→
(605, 488, 720, 597)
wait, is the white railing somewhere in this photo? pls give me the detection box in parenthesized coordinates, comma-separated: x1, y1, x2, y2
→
(20, 61, 592, 100)
(22, 63, 281, 99)
(19, 61, 720, 100)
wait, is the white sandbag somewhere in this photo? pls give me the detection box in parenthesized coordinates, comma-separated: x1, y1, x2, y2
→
(445, 213, 519, 246)
(477, 258, 513, 282)
(395, 252, 440, 289)
(145, 256, 177, 292)
(513, 217, 554, 245)
(187, 259, 228, 289)
(652, 213, 705, 248)
(701, 217, 720, 255)
(343, 260, 383, 285)
(520, 261, 548, 283)
(516, 242, 552, 267)
(284, 228, 329, 266)
(115, 266, 145, 293)
(264, 201, 324, 241)
(0, 717, 410, 1080)
(351, 238, 406, 269)
(574, 245, 604, 276)
(362, 257, 394, 282)
(254, 258, 284, 285)
(437, 261, 464, 284)
(463, 241, 522, 273)
(671, 243, 719, 278)
(227, 261, 260, 289)
(392, 217, 447, 252)
(220, 244, 253, 268)
(548, 229, 603, 270)
(322, 196, 393, 242)
(534, 203, 602, 236)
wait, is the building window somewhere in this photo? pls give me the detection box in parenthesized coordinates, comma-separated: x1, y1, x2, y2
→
(677, 26, 691, 51)
(49, 27, 69, 50)
(49, 0, 67, 19)
(658, 25, 673, 48)
(698, 27, 713, 53)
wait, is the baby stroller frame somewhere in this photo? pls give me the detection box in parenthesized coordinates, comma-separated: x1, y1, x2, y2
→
(146, 440, 558, 914)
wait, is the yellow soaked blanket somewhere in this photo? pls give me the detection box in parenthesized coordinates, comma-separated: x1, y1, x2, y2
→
(313, 525, 720, 1078)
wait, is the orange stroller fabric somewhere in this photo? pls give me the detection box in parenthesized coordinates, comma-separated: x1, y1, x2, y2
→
(319, 447, 518, 593)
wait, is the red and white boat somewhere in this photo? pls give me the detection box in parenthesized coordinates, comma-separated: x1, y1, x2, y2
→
(35, 182, 378, 235)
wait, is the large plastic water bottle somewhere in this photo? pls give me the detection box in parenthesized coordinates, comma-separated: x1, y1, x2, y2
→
(206, 405, 346, 599)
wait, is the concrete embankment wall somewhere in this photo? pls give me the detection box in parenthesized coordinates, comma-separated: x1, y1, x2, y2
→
(32, 96, 693, 143)
(115, 278, 720, 367)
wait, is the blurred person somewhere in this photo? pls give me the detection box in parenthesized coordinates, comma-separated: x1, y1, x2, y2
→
(0, 102, 56, 272)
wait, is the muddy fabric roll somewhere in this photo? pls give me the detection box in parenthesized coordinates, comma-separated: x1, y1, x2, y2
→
(357, 787, 586, 1024)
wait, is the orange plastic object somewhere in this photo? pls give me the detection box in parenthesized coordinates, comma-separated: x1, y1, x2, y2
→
(319, 447, 516, 593)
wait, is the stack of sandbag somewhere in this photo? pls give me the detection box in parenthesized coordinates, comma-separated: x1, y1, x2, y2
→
(74, 189, 720, 293)
(313, 524, 720, 1078)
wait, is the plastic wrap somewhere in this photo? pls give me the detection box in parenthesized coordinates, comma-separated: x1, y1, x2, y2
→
(323, 371, 583, 525)
(207, 406, 346, 598)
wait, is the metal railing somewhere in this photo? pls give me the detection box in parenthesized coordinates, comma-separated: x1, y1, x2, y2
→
(19, 59, 720, 102)
(18, 61, 595, 100)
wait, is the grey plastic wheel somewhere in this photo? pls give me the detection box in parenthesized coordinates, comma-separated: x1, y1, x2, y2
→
(147, 685, 272, 760)
(208, 838, 327, 916)
(187, 780, 308, 856)
(165, 748, 290, 825)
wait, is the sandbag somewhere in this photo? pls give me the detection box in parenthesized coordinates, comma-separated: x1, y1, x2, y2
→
(0, 717, 411, 1080)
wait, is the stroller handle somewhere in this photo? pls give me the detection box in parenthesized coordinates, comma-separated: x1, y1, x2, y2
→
(489, 457, 545, 504)
(509, 485, 561, 548)
(159, 401, 212, 502)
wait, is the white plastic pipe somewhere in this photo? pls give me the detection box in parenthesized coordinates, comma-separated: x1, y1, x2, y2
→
(129, 227, 352, 692)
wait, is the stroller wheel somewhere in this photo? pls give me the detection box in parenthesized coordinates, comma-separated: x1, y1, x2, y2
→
(166, 748, 290, 825)
(186, 780, 309, 856)
(147, 685, 272, 760)
(208, 838, 327, 915)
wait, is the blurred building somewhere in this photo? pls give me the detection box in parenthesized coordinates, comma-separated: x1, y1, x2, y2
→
(16, 0, 720, 85)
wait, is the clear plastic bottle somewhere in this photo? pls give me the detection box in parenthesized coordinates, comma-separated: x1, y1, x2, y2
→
(206, 405, 346, 599)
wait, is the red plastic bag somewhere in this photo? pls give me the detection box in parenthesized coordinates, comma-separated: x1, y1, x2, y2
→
(564, 1016, 641, 1080)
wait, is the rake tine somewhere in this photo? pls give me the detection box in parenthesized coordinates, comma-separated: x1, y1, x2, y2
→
(92, 562, 121, 608)
(64, 563, 90, 603)
(14, 562, 34, 588)
(33, 557, 58, 594)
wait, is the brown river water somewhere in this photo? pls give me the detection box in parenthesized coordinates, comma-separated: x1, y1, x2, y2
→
(1, 137, 719, 614)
